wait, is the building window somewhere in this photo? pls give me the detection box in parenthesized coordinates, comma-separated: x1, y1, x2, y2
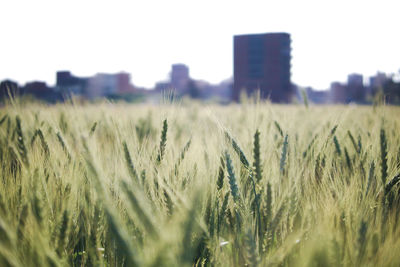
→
(248, 35, 264, 78)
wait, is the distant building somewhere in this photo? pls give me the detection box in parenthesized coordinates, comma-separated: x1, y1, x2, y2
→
(155, 64, 190, 95)
(233, 32, 292, 102)
(155, 81, 171, 92)
(86, 72, 136, 99)
(347, 73, 365, 102)
(115, 72, 135, 94)
(24, 81, 49, 94)
(328, 75, 367, 104)
(305, 87, 329, 104)
(22, 81, 61, 102)
(347, 73, 363, 86)
(369, 72, 388, 90)
(171, 64, 190, 94)
(0, 79, 19, 99)
(368, 72, 400, 104)
(56, 71, 88, 96)
(330, 82, 347, 103)
(86, 73, 116, 98)
(194, 78, 233, 101)
(56, 71, 135, 99)
(1, 79, 62, 103)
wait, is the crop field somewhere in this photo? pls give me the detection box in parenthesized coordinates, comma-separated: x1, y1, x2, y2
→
(0, 99, 400, 266)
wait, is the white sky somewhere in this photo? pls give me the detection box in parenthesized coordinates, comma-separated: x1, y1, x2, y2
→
(1, 0, 399, 89)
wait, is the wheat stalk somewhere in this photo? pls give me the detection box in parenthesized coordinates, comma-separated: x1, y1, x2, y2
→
(380, 128, 388, 185)
(156, 119, 168, 162)
(123, 141, 139, 183)
(253, 129, 262, 183)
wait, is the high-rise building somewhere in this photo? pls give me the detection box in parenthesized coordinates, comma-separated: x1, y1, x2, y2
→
(171, 64, 190, 94)
(233, 32, 292, 102)
(347, 73, 365, 103)
(347, 73, 363, 87)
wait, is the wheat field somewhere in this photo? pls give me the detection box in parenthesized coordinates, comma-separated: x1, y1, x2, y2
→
(0, 99, 399, 266)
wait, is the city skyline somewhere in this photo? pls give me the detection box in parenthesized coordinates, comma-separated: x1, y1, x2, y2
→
(1, 0, 400, 89)
(2, 62, 400, 104)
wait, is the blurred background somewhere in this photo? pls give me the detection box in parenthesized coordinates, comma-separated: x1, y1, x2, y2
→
(1, 0, 399, 104)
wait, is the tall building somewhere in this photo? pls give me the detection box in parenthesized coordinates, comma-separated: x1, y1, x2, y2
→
(347, 73, 365, 102)
(369, 72, 388, 89)
(233, 32, 292, 102)
(347, 73, 363, 87)
(171, 64, 190, 94)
